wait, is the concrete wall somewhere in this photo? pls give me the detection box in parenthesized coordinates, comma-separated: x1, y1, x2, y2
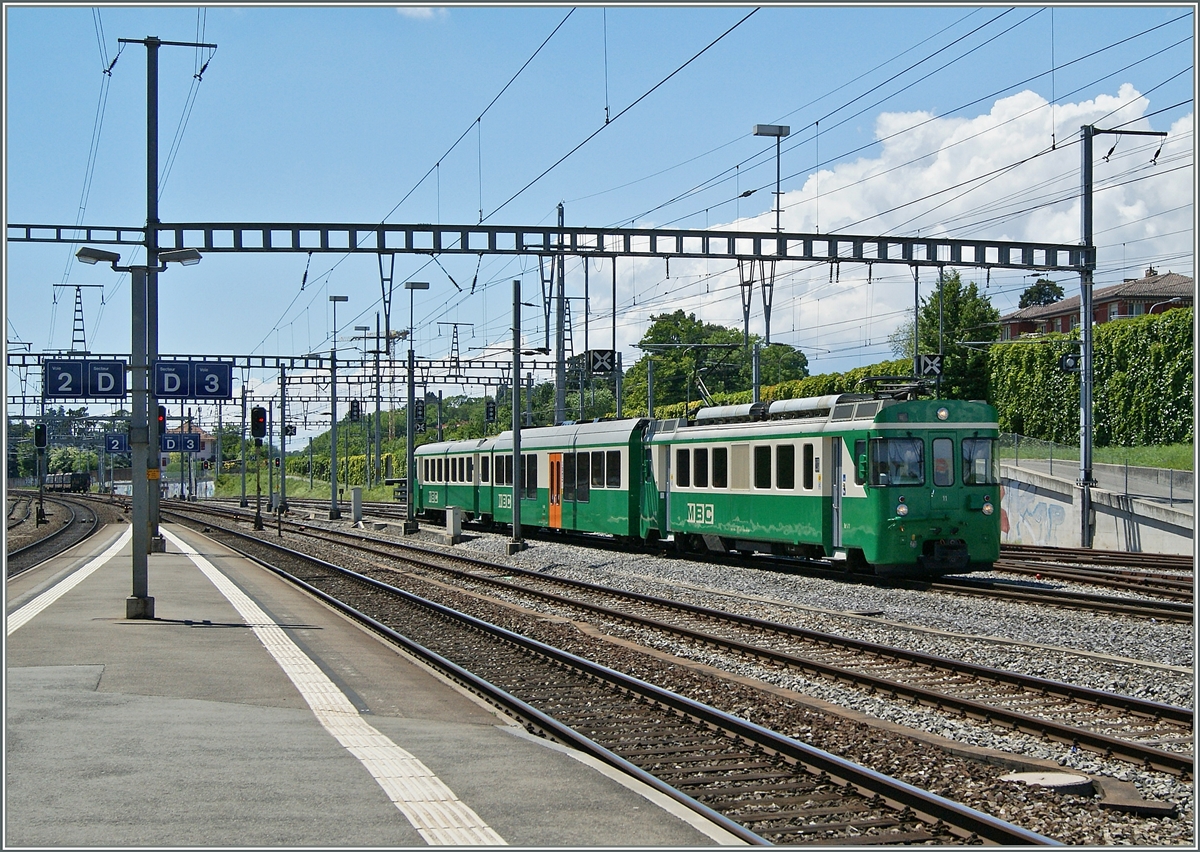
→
(1000, 464, 1193, 555)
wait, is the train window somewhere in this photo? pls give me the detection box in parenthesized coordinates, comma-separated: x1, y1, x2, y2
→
(831, 403, 855, 421)
(675, 448, 691, 487)
(437, 458, 443, 482)
(467, 458, 474, 483)
(853, 439, 866, 485)
(452, 458, 459, 483)
(855, 401, 880, 419)
(503, 454, 514, 486)
(933, 438, 954, 486)
(776, 444, 795, 490)
(694, 448, 709, 488)
(606, 450, 621, 488)
(422, 459, 428, 482)
(564, 453, 576, 500)
(869, 438, 924, 486)
(523, 454, 538, 499)
(962, 438, 999, 485)
(592, 452, 605, 488)
(803, 443, 815, 490)
(576, 453, 589, 502)
(481, 456, 489, 483)
(712, 447, 728, 489)
(753, 446, 771, 489)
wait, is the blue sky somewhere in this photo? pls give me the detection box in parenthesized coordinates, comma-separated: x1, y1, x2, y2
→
(5, 3, 1194, 434)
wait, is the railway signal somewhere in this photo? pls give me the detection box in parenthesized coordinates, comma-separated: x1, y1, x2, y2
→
(1059, 352, 1081, 373)
(34, 424, 47, 449)
(250, 406, 267, 439)
(485, 399, 497, 423)
(349, 400, 361, 422)
(157, 406, 167, 432)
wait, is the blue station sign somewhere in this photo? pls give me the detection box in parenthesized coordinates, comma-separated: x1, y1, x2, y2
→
(44, 360, 127, 399)
(154, 360, 234, 400)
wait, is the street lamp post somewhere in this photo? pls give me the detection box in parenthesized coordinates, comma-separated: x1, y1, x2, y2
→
(1149, 297, 1183, 314)
(753, 124, 791, 233)
(75, 245, 201, 619)
(329, 295, 348, 520)
(404, 282, 429, 534)
(355, 325, 371, 488)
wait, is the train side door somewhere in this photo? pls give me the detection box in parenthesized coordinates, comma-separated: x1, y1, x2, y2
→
(549, 453, 563, 528)
(830, 437, 842, 549)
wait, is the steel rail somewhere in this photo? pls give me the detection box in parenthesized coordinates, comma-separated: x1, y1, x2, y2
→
(165, 503, 1193, 778)
(165, 506, 1060, 845)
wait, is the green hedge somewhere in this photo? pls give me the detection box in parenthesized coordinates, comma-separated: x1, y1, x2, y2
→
(989, 309, 1192, 446)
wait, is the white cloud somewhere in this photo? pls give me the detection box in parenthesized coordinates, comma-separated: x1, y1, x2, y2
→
(396, 7, 446, 21)
(604, 88, 1192, 374)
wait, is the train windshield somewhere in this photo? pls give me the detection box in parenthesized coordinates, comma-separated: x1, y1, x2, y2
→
(962, 438, 999, 485)
(869, 438, 924, 486)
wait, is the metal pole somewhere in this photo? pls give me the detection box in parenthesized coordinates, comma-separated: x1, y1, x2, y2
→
(937, 266, 944, 399)
(146, 37, 163, 550)
(647, 358, 655, 419)
(752, 343, 760, 403)
(239, 385, 248, 506)
(278, 366, 287, 512)
(309, 437, 314, 490)
(268, 399, 275, 510)
(374, 312, 382, 486)
(404, 283, 426, 534)
(774, 135, 782, 234)
(1079, 125, 1096, 548)
(128, 267, 152, 618)
(509, 279, 525, 555)
(555, 203, 566, 424)
(912, 266, 920, 377)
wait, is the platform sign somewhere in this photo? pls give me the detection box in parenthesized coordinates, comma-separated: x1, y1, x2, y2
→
(154, 361, 234, 399)
(104, 433, 129, 454)
(44, 360, 128, 399)
(161, 433, 201, 453)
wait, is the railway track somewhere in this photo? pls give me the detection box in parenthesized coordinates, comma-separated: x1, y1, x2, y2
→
(1002, 543, 1193, 573)
(259, 496, 1194, 619)
(164, 504, 1056, 845)
(5, 495, 103, 578)
(166, 502, 1193, 779)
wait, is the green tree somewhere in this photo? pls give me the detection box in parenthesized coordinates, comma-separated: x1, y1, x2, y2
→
(1018, 277, 1065, 308)
(889, 270, 1000, 401)
(622, 310, 808, 413)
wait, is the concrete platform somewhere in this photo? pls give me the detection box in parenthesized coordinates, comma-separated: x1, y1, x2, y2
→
(5, 521, 740, 847)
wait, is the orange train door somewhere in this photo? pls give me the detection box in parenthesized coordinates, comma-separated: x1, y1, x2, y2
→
(548, 453, 562, 528)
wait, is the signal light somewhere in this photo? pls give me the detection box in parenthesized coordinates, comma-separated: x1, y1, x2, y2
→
(251, 406, 267, 439)
(34, 424, 47, 449)
(413, 400, 425, 424)
(273, 457, 280, 468)
(1058, 352, 1080, 373)
(485, 399, 497, 423)
(157, 406, 167, 431)
(349, 400, 361, 422)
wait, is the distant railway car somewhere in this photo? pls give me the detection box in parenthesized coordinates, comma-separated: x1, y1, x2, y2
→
(414, 390, 1000, 578)
(70, 472, 91, 493)
(415, 419, 647, 541)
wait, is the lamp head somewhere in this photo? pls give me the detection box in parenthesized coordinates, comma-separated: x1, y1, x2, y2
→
(329, 295, 348, 303)
(159, 248, 202, 266)
(75, 246, 122, 266)
(404, 281, 430, 291)
(753, 124, 791, 138)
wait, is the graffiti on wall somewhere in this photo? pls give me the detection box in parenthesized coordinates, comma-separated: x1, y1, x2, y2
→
(999, 482, 1068, 546)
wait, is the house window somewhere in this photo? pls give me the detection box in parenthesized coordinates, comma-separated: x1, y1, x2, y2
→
(1108, 303, 1119, 321)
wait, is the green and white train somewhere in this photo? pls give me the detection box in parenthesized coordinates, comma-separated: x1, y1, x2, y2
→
(415, 392, 1001, 577)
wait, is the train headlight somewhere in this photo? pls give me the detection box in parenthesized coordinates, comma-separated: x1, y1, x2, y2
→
(936, 407, 949, 421)
(981, 501, 994, 515)
(896, 502, 909, 516)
